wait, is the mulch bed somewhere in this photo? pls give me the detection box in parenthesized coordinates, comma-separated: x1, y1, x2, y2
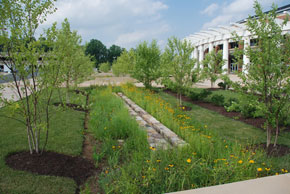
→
(250, 143, 290, 157)
(5, 151, 96, 186)
(164, 89, 283, 131)
(53, 102, 88, 112)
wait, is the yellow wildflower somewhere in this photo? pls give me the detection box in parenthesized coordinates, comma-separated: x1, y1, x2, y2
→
(105, 170, 109, 174)
(146, 160, 150, 163)
(276, 173, 279, 175)
(165, 167, 169, 171)
(142, 176, 146, 179)
(168, 164, 174, 168)
(238, 160, 243, 164)
(150, 146, 156, 151)
(257, 168, 263, 172)
(156, 159, 161, 163)
(225, 145, 228, 148)
(187, 158, 192, 163)
(112, 146, 116, 149)
(265, 168, 270, 171)
(249, 160, 255, 164)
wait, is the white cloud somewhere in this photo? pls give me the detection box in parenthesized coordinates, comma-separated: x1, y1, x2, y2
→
(201, 3, 219, 16)
(39, 0, 169, 49)
(114, 24, 170, 48)
(202, 0, 284, 29)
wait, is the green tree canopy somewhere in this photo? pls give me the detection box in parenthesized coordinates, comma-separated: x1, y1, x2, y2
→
(133, 40, 161, 89)
(161, 37, 198, 105)
(202, 50, 225, 88)
(112, 49, 135, 76)
(85, 39, 108, 67)
(108, 44, 123, 64)
(235, 1, 290, 148)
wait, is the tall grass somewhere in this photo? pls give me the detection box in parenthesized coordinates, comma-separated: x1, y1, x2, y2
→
(88, 85, 288, 194)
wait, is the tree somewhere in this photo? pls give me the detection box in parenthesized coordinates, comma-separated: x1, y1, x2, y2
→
(112, 49, 135, 76)
(202, 50, 225, 88)
(99, 62, 110, 73)
(161, 37, 198, 105)
(108, 44, 123, 64)
(0, 0, 57, 154)
(235, 1, 290, 148)
(85, 39, 108, 67)
(133, 40, 161, 89)
(46, 19, 93, 103)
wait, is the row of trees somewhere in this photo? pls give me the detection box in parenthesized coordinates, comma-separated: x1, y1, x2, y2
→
(0, 0, 93, 154)
(112, 1, 290, 149)
(85, 39, 124, 68)
(112, 37, 224, 104)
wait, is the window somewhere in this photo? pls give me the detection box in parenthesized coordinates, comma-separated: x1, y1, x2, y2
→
(230, 42, 239, 49)
(250, 39, 258, 46)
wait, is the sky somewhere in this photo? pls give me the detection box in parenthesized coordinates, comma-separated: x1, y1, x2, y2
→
(39, 0, 289, 49)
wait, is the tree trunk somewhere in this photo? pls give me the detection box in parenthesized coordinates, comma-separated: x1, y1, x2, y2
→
(26, 126, 33, 154)
(266, 124, 271, 148)
(274, 118, 279, 147)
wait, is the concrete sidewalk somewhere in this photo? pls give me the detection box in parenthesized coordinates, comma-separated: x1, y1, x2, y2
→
(168, 173, 290, 194)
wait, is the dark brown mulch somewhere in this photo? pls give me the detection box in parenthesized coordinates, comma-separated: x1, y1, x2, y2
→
(164, 89, 267, 130)
(5, 151, 96, 186)
(251, 144, 290, 157)
(53, 102, 88, 112)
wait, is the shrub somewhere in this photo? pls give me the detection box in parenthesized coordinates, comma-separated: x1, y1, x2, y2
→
(224, 97, 239, 107)
(99, 62, 111, 73)
(188, 90, 200, 101)
(225, 101, 241, 112)
(211, 94, 225, 106)
(199, 89, 212, 100)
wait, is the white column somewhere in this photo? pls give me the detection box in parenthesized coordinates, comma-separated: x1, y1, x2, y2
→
(193, 47, 198, 59)
(243, 37, 250, 74)
(199, 45, 204, 61)
(192, 47, 198, 69)
(209, 42, 214, 53)
(199, 45, 204, 69)
(222, 39, 229, 73)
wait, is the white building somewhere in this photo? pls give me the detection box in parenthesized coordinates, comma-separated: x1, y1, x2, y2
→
(185, 4, 290, 74)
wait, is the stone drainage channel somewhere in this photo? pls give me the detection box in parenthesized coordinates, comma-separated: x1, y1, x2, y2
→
(117, 92, 187, 150)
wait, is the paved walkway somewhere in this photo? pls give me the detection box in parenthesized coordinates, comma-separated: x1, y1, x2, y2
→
(168, 173, 290, 194)
(117, 92, 187, 149)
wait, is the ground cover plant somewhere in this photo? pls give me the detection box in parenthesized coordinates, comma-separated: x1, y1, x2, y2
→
(87, 84, 289, 194)
(0, 90, 87, 194)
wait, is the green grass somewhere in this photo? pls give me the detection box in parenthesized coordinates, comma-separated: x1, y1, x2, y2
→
(102, 84, 290, 193)
(0, 91, 85, 194)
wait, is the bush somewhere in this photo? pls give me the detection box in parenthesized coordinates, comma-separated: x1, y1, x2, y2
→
(99, 62, 111, 73)
(224, 97, 239, 107)
(211, 94, 225, 106)
(188, 90, 200, 101)
(199, 89, 212, 100)
(225, 101, 241, 112)
(240, 103, 257, 118)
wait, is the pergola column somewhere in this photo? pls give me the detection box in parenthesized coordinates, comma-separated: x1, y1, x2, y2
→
(193, 47, 198, 67)
(209, 42, 214, 53)
(199, 45, 204, 68)
(222, 39, 229, 73)
(243, 36, 250, 74)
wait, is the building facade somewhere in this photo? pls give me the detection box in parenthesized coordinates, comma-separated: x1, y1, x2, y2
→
(185, 4, 290, 74)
